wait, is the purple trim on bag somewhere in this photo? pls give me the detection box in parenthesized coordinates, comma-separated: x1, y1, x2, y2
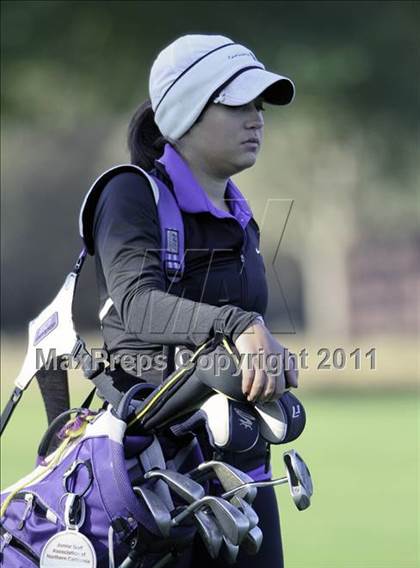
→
(57, 409, 95, 440)
(245, 463, 272, 482)
(151, 174, 185, 282)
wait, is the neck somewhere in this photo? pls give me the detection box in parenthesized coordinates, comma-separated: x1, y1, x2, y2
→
(176, 147, 229, 208)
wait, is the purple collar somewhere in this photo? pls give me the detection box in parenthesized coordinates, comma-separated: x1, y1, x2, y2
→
(157, 144, 252, 230)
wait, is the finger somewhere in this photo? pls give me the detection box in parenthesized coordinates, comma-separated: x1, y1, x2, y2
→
(285, 368, 298, 388)
(247, 369, 266, 402)
(241, 367, 255, 397)
(262, 372, 276, 402)
(274, 372, 286, 399)
(285, 352, 299, 388)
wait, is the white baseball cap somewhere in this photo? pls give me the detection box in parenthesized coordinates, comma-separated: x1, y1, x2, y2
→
(149, 34, 295, 140)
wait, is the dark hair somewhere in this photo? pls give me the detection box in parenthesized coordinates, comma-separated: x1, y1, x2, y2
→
(127, 99, 166, 170)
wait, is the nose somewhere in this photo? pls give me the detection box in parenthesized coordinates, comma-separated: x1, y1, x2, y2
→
(245, 106, 264, 130)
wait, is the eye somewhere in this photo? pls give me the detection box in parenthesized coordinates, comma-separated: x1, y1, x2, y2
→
(255, 100, 266, 112)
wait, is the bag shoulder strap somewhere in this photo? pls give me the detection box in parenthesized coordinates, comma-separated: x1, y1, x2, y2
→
(79, 164, 184, 282)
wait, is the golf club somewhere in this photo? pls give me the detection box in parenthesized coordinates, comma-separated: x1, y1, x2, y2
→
(132, 486, 172, 538)
(233, 496, 259, 529)
(193, 509, 223, 559)
(144, 469, 205, 503)
(219, 535, 240, 565)
(220, 450, 313, 511)
(190, 460, 257, 504)
(241, 525, 263, 555)
(171, 495, 250, 546)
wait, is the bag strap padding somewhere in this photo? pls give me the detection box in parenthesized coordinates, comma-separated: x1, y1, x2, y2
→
(79, 164, 160, 255)
(80, 164, 185, 324)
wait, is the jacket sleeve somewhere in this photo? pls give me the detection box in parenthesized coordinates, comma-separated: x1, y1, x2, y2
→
(93, 172, 260, 347)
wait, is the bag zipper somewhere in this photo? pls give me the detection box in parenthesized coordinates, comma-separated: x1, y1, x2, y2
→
(0, 527, 39, 565)
(17, 493, 34, 530)
(12, 491, 59, 530)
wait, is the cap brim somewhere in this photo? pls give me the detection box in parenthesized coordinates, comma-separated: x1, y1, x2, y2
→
(217, 68, 295, 106)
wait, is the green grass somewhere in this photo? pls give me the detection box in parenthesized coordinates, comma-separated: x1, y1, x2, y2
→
(1, 387, 418, 567)
(271, 392, 419, 568)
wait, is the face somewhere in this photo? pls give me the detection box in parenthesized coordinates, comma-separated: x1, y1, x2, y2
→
(177, 97, 265, 178)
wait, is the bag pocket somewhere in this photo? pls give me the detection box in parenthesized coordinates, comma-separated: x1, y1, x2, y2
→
(0, 528, 39, 567)
(2, 491, 61, 559)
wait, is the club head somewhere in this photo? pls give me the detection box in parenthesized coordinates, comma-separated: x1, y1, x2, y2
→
(133, 486, 171, 538)
(283, 450, 313, 510)
(202, 496, 250, 546)
(172, 495, 249, 546)
(193, 509, 223, 559)
(196, 460, 257, 504)
(232, 496, 259, 530)
(219, 535, 239, 565)
(241, 525, 263, 556)
(145, 469, 205, 503)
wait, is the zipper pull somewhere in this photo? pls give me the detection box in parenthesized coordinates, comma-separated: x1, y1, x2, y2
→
(17, 493, 34, 530)
(240, 253, 245, 265)
(0, 531, 12, 552)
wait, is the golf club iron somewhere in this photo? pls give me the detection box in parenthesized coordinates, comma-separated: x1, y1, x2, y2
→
(144, 469, 205, 503)
(191, 460, 257, 504)
(133, 486, 172, 538)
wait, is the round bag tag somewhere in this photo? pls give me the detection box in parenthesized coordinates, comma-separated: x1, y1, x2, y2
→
(40, 529, 97, 568)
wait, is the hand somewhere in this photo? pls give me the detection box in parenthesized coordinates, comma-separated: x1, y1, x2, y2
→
(234, 321, 298, 403)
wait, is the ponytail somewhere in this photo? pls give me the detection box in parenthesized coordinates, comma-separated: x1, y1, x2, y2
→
(127, 99, 166, 170)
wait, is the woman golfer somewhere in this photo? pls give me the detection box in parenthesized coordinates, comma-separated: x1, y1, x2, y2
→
(92, 34, 298, 567)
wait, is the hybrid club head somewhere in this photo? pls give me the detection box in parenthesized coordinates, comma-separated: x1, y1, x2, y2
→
(193, 509, 223, 559)
(133, 486, 171, 538)
(145, 469, 205, 503)
(283, 450, 313, 511)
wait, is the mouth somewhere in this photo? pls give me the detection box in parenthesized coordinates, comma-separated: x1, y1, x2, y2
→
(241, 138, 260, 148)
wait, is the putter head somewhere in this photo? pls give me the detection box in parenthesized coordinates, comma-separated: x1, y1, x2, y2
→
(283, 450, 313, 511)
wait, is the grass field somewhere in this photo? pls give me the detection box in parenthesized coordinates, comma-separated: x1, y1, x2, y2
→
(1, 338, 419, 567)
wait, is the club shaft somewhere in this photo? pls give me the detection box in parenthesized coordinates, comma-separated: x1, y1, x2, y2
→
(221, 476, 288, 499)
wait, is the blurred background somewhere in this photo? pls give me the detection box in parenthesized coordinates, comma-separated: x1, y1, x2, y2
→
(1, 1, 419, 567)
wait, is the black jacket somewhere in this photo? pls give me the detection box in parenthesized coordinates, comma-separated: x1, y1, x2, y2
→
(93, 162, 268, 385)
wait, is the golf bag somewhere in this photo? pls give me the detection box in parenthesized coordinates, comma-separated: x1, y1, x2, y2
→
(0, 403, 201, 567)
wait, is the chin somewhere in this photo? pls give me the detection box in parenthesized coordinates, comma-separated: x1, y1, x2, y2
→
(236, 151, 258, 171)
